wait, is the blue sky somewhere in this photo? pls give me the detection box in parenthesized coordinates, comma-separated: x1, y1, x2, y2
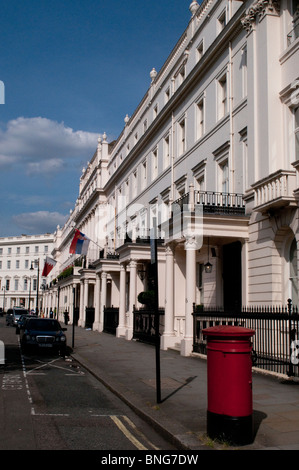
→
(0, 0, 192, 237)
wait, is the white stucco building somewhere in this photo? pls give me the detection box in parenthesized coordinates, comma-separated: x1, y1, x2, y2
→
(0, 233, 54, 313)
(43, 0, 299, 356)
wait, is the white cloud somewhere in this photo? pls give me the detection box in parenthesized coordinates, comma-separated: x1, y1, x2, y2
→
(0, 117, 99, 173)
(12, 211, 68, 234)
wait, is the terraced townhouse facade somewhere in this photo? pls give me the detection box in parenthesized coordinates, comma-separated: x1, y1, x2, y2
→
(42, 0, 299, 356)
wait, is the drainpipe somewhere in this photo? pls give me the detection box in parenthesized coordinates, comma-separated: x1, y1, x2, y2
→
(229, 41, 234, 193)
(170, 111, 175, 217)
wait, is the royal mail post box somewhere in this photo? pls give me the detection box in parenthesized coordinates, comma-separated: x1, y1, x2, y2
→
(202, 325, 255, 445)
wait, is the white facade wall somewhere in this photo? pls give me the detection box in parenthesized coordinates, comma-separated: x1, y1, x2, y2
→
(43, 0, 299, 355)
(0, 234, 54, 312)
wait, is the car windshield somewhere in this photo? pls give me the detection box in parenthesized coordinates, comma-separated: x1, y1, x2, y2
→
(27, 319, 61, 332)
(15, 310, 28, 316)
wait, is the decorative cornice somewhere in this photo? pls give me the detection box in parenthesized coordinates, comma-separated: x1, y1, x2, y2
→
(241, 0, 280, 32)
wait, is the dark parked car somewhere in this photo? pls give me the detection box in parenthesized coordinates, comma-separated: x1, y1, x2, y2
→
(18, 318, 67, 355)
(6, 307, 29, 326)
(16, 314, 37, 330)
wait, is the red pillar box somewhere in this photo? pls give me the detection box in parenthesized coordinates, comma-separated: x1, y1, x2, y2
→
(202, 325, 255, 445)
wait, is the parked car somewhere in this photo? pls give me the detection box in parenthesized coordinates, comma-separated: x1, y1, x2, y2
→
(16, 314, 37, 330)
(19, 317, 67, 355)
(6, 307, 29, 326)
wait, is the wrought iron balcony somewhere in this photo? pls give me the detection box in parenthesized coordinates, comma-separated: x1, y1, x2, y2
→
(172, 190, 246, 216)
(252, 170, 297, 213)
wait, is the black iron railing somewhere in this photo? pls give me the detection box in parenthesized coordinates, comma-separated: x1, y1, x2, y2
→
(193, 300, 299, 377)
(103, 306, 119, 334)
(133, 306, 165, 344)
(172, 191, 246, 216)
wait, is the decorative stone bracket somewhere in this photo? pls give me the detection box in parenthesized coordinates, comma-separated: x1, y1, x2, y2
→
(241, 0, 280, 32)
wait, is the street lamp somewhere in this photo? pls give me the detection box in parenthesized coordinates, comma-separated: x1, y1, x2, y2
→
(30, 260, 40, 314)
(204, 238, 213, 274)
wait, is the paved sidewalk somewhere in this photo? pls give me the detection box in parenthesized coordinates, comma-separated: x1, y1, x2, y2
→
(65, 325, 299, 451)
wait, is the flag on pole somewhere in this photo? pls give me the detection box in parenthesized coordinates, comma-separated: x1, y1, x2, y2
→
(69, 229, 90, 256)
(42, 257, 57, 277)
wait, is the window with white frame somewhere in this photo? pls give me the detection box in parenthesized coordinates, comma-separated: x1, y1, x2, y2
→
(239, 128, 248, 193)
(192, 160, 206, 203)
(196, 40, 204, 62)
(16, 260, 20, 269)
(132, 170, 137, 198)
(165, 87, 170, 104)
(7, 261, 11, 269)
(178, 65, 185, 87)
(295, 107, 299, 161)
(139, 210, 148, 239)
(141, 160, 147, 189)
(219, 160, 229, 194)
(196, 97, 204, 139)
(14, 279, 19, 291)
(125, 179, 130, 203)
(164, 134, 170, 169)
(217, 73, 228, 119)
(178, 117, 186, 156)
(152, 148, 158, 180)
(241, 46, 247, 98)
(153, 105, 158, 119)
(218, 9, 227, 33)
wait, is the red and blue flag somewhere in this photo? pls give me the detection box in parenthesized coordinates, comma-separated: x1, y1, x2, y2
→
(70, 229, 90, 255)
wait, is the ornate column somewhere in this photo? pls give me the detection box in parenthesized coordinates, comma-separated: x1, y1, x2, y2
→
(126, 260, 137, 340)
(161, 244, 176, 350)
(100, 272, 107, 331)
(116, 264, 127, 338)
(93, 273, 101, 331)
(78, 280, 85, 327)
(82, 280, 89, 327)
(181, 237, 197, 356)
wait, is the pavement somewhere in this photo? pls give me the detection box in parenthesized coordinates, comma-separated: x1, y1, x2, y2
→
(65, 324, 299, 451)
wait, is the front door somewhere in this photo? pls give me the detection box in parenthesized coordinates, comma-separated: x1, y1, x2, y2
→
(222, 241, 242, 311)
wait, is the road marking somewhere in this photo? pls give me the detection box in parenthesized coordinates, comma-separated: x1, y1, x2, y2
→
(122, 415, 160, 450)
(1, 373, 23, 390)
(25, 358, 85, 376)
(31, 409, 69, 417)
(110, 415, 149, 451)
